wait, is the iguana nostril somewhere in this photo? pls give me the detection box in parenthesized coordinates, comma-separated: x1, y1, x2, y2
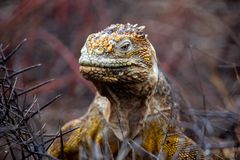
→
(79, 59, 87, 65)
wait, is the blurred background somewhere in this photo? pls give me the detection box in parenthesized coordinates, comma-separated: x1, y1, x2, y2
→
(0, 0, 240, 158)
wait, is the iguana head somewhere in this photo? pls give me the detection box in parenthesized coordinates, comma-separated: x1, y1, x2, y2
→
(79, 24, 160, 139)
(79, 23, 158, 84)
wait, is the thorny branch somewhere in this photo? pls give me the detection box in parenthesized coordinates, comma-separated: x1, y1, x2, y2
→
(0, 41, 67, 160)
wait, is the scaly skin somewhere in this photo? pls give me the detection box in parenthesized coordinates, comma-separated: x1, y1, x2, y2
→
(48, 24, 206, 159)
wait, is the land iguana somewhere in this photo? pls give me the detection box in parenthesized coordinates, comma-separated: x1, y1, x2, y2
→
(48, 23, 207, 160)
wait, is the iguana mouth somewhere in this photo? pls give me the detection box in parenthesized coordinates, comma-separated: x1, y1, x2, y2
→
(79, 64, 148, 83)
(79, 57, 132, 68)
(79, 65, 129, 82)
(79, 56, 149, 83)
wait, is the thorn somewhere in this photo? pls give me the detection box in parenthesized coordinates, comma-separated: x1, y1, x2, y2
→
(18, 79, 54, 96)
(45, 126, 79, 149)
(0, 44, 6, 61)
(3, 44, 10, 52)
(60, 127, 64, 160)
(25, 94, 61, 121)
(23, 97, 38, 118)
(8, 64, 42, 78)
(7, 77, 18, 103)
(3, 150, 9, 160)
(5, 39, 27, 62)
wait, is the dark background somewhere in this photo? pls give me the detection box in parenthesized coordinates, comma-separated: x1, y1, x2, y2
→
(0, 1, 239, 157)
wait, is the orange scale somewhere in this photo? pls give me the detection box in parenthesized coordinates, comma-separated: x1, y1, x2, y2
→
(114, 36, 121, 42)
(106, 45, 113, 53)
(103, 41, 108, 47)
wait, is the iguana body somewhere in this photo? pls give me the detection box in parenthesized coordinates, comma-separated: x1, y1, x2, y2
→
(48, 24, 205, 159)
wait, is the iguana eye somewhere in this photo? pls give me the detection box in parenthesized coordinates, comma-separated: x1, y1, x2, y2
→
(120, 42, 130, 51)
(117, 39, 132, 53)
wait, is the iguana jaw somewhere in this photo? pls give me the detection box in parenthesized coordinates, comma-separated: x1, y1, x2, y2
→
(79, 56, 149, 83)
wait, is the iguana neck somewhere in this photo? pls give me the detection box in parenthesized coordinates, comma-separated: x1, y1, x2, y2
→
(94, 82, 155, 140)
